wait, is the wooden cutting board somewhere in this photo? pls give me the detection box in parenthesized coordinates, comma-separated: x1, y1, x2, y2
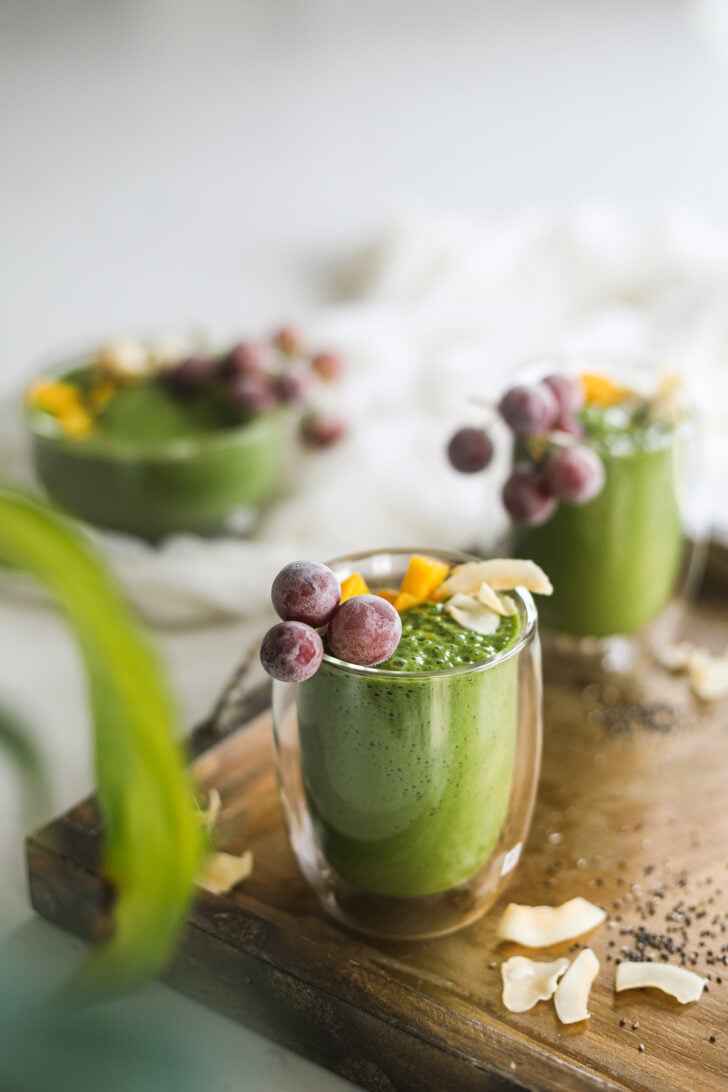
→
(26, 562, 728, 1092)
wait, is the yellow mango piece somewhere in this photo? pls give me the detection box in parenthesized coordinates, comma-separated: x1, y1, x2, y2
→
(59, 407, 96, 438)
(340, 572, 370, 602)
(400, 554, 450, 602)
(580, 372, 629, 408)
(27, 378, 81, 417)
(394, 591, 420, 613)
(376, 588, 399, 605)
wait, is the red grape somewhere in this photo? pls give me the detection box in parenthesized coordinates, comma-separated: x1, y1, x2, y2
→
(163, 355, 216, 398)
(275, 367, 309, 404)
(327, 594, 402, 666)
(502, 466, 557, 525)
(271, 560, 341, 626)
(311, 351, 343, 382)
(551, 415, 584, 439)
(260, 621, 323, 682)
(447, 427, 494, 473)
(499, 384, 559, 436)
(545, 446, 605, 504)
(227, 374, 278, 414)
(300, 412, 347, 448)
(273, 325, 303, 356)
(219, 341, 263, 381)
(542, 373, 585, 416)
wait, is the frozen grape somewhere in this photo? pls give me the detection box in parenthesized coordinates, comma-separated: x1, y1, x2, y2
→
(300, 412, 347, 448)
(545, 445, 605, 505)
(275, 367, 309, 404)
(227, 374, 278, 414)
(327, 594, 402, 666)
(498, 384, 559, 436)
(502, 466, 557, 525)
(273, 325, 303, 356)
(219, 341, 263, 381)
(551, 415, 584, 439)
(260, 621, 323, 682)
(271, 560, 341, 626)
(542, 373, 585, 416)
(311, 351, 343, 382)
(447, 427, 494, 473)
(163, 355, 216, 398)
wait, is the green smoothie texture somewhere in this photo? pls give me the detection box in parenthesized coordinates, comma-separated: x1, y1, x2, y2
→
(513, 406, 685, 638)
(297, 602, 521, 898)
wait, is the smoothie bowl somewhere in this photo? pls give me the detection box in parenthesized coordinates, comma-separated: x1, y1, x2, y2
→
(25, 331, 344, 539)
(262, 549, 547, 940)
(447, 359, 703, 643)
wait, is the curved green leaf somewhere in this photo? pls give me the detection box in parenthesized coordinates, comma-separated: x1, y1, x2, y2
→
(0, 488, 204, 997)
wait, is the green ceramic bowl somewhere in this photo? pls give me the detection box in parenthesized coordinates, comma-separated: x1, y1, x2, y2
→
(27, 363, 289, 539)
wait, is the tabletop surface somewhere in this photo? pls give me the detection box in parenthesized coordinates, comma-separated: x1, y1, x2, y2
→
(4, 2, 728, 1089)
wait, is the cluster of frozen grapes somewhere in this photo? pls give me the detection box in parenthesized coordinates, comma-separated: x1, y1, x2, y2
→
(260, 561, 402, 683)
(162, 326, 346, 448)
(447, 373, 606, 525)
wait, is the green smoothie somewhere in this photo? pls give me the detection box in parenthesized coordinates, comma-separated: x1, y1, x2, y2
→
(296, 602, 521, 898)
(512, 410, 685, 638)
(28, 369, 287, 538)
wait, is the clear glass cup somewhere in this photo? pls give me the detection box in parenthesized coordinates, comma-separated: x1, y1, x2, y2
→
(505, 355, 706, 659)
(272, 547, 543, 940)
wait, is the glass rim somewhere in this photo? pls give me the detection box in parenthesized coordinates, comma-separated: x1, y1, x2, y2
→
(320, 546, 538, 680)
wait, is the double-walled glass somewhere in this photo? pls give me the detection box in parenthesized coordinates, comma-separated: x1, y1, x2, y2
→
(507, 356, 705, 644)
(273, 548, 542, 940)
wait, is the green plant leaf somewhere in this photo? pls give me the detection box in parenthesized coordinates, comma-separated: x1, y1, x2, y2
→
(0, 487, 204, 998)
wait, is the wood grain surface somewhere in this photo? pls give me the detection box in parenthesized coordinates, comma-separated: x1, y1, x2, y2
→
(26, 587, 728, 1092)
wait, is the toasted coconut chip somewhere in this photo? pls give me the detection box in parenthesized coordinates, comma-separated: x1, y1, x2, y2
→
(92, 337, 152, 380)
(440, 559, 553, 599)
(654, 641, 695, 673)
(501, 956, 570, 1013)
(476, 582, 517, 617)
(554, 948, 599, 1024)
(615, 961, 707, 1004)
(445, 596, 500, 635)
(649, 371, 684, 425)
(687, 649, 728, 702)
(197, 849, 253, 895)
(498, 897, 606, 947)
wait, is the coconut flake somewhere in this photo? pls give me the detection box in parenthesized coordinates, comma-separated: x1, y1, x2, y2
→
(92, 337, 152, 380)
(687, 649, 728, 702)
(501, 956, 570, 1013)
(445, 596, 500, 635)
(498, 897, 607, 947)
(439, 559, 553, 599)
(654, 641, 695, 672)
(649, 371, 684, 425)
(615, 961, 707, 1004)
(197, 849, 253, 895)
(554, 948, 599, 1024)
(476, 582, 517, 617)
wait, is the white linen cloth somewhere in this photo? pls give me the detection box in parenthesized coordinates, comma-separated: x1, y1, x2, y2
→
(2, 207, 727, 626)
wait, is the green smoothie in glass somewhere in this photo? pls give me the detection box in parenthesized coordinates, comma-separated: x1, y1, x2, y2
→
(513, 403, 686, 638)
(267, 549, 545, 938)
(297, 596, 522, 898)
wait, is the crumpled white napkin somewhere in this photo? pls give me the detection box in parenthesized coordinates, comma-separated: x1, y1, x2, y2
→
(3, 206, 728, 626)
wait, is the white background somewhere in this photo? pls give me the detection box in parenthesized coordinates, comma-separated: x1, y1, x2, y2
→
(2, 1, 728, 1088)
